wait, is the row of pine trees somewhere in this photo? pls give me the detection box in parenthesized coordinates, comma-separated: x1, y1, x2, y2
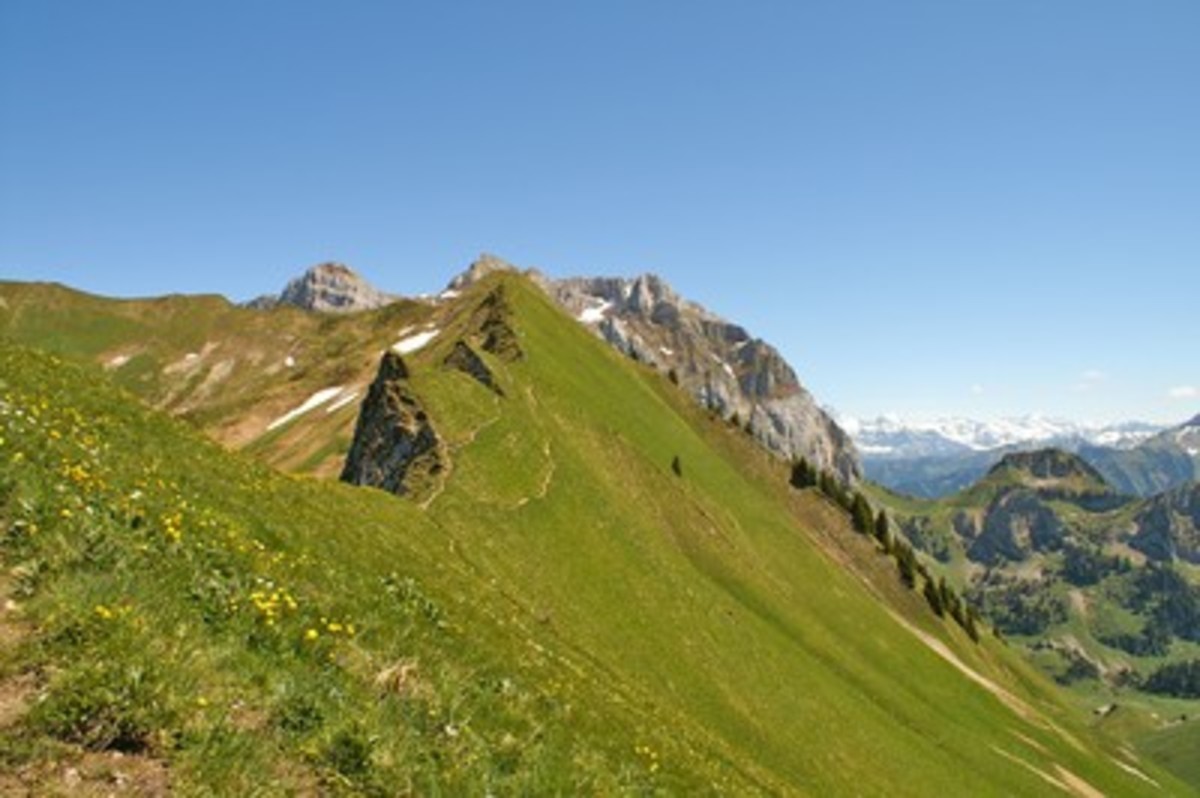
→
(789, 457, 981, 642)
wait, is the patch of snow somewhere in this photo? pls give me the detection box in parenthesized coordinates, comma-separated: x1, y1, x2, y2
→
(326, 391, 360, 414)
(578, 300, 612, 324)
(107, 354, 131, 368)
(721, 362, 736, 380)
(659, 346, 674, 356)
(393, 328, 439, 354)
(859, 444, 895, 455)
(1187, 447, 1198, 457)
(396, 325, 414, 337)
(284, 356, 296, 368)
(267, 386, 344, 431)
(439, 289, 460, 300)
(184, 352, 200, 362)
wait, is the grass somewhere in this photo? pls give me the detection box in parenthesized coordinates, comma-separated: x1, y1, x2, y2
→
(0, 273, 1193, 794)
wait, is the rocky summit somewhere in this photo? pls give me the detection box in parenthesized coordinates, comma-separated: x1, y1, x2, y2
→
(451, 255, 861, 483)
(252, 261, 397, 313)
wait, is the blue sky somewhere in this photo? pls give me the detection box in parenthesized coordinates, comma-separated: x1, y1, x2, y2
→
(2, 1, 1197, 424)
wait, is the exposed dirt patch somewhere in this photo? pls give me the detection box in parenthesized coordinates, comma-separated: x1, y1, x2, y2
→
(0, 583, 37, 730)
(1068, 589, 1088, 618)
(0, 670, 37, 729)
(1110, 757, 1160, 788)
(1052, 763, 1106, 798)
(0, 750, 171, 797)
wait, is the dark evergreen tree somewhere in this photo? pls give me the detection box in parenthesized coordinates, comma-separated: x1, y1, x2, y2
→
(667, 368, 679, 385)
(671, 455, 683, 477)
(924, 577, 945, 617)
(851, 494, 873, 536)
(873, 509, 891, 550)
(964, 608, 980, 643)
(894, 541, 917, 589)
(789, 457, 817, 490)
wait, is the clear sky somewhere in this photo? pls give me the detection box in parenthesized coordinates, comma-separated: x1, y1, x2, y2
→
(2, 1, 1197, 424)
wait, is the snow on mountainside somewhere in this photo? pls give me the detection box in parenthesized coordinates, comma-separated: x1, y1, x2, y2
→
(841, 414, 1164, 458)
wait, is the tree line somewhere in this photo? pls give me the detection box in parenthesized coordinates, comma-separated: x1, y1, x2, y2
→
(790, 456, 981, 642)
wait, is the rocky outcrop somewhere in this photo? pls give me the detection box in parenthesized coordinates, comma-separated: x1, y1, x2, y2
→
(469, 285, 523, 361)
(250, 262, 396, 313)
(967, 491, 1066, 565)
(1130, 483, 1200, 563)
(447, 255, 859, 481)
(340, 352, 443, 497)
(444, 341, 503, 396)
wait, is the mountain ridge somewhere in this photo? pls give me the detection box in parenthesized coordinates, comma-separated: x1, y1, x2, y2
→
(856, 414, 1196, 499)
(451, 255, 861, 482)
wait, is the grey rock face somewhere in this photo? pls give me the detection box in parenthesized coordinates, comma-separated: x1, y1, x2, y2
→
(1131, 483, 1200, 564)
(531, 270, 860, 483)
(272, 262, 396, 313)
(340, 352, 443, 497)
(967, 491, 1066, 565)
(446, 253, 516, 291)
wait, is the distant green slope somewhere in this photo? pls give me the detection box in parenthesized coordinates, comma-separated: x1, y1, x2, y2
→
(867, 448, 1200, 791)
(0, 275, 1189, 794)
(0, 279, 437, 478)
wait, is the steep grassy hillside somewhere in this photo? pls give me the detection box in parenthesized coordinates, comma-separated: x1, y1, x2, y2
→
(1, 275, 1189, 794)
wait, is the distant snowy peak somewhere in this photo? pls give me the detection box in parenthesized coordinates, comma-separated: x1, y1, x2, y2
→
(844, 415, 1165, 458)
(1167, 414, 1200, 457)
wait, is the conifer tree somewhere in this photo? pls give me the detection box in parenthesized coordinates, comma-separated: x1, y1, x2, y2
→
(873, 509, 891, 550)
(851, 493, 873, 535)
(894, 541, 916, 589)
(790, 457, 816, 489)
(924, 577, 945, 617)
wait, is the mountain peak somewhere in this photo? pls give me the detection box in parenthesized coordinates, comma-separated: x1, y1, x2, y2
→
(987, 448, 1112, 493)
(251, 261, 396, 313)
(446, 253, 519, 291)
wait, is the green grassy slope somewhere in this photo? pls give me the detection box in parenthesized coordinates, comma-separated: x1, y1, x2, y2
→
(1136, 721, 1200, 787)
(0, 274, 1190, 794)
(0, 279, 437, 478)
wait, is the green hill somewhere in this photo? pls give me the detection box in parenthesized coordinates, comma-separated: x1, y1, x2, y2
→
(868, 448, 1200, 789)
(0, 275, 1188, 794)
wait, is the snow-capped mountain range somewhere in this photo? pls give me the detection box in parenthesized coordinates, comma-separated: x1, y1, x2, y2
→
(839, 414, 1166, 459)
